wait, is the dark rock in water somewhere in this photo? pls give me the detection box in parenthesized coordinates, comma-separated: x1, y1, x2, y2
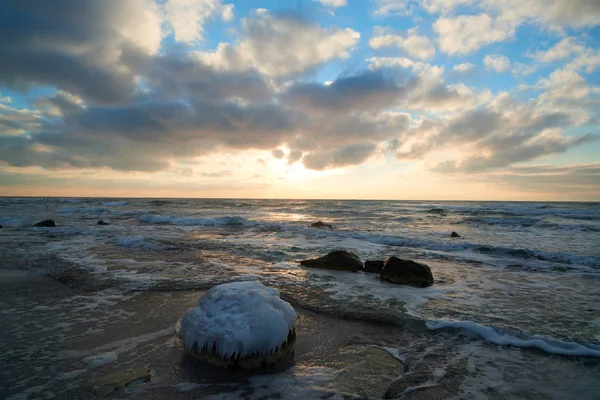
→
(0, 224, 2, 228)
(450, 231, 461, 237)
(427, 208, 446, 214)
(311, 221, 333, 229)
(364, 260, 385, 273)
(300, 250, 363, 272)
(97, 220, 110, 226)
(380, 256, 434, 287)
(33, 219, 56, 227)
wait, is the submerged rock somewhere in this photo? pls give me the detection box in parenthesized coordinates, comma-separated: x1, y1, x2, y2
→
(311, 221, 333, 229)
(380, 256, 434, 287)
(97, 220, 110, 226)
(450, 231, 461, 237)
(300, 250, 363, 272)
(329, 345, 404, 398)
(364, 260, 385, 273)
(178, 281, 296, 370)
(33, 219, 56, 227)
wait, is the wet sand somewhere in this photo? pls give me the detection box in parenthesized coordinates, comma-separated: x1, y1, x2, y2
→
(0, 269, 471, 399)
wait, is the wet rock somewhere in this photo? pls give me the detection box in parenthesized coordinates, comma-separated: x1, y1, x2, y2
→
(450, 231, 461, 238)
(93, 366, 154, 396)
(380, 256, 434, 287)
(364, 260, 385, 273)
(97, 220, 110, 225)
(300, 250, 363, 272)
(384, 358, 467, 399)
(311, 221, 333, 229)
(33, 219, 56, 227)
(330, 346, 404, 399)
(0, 224, 2, 228)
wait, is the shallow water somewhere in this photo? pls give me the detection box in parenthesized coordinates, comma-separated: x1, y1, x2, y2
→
(1, 197, 599, 399)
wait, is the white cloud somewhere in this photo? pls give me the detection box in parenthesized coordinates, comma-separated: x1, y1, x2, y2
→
(533, 37, 586, 63)
(484, 54, 510, 72)
(315, 0, 348, 7)
(221, 4, 235, 21)
(434, 14, 515, 55)
(118, 0, 164, 54)
(164, 0, 233, 42)
(369, 28, 436, 60)
(196, 12, 360, 78)
(452, 62, 475, 72)
(381, 1, 600, 54)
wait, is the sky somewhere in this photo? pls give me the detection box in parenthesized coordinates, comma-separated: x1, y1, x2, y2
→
(0, 0, 599, 201)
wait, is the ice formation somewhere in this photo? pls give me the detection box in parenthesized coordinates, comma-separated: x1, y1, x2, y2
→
(179, 281, 296, 365)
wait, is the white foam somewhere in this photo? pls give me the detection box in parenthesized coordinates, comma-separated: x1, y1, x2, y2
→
(83, 352, 118, 367)
(426, 320, 600, 357)
(115, 235, 162, 251)
(179, 281, 296, 359)
(57, 369, 87, 380)
(101, 201, 128, 206)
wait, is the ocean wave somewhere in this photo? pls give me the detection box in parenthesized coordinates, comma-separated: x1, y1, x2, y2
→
(0, 216, 29, 228)
(101, 201, 128, 206)
(475, 246, 600, 268)
(334, 231, 599, 268)
(58, 206, 108, 214)
(115, 236, 162, 251)
(426, 320, 600, 358)
(139, 213, 255, 227)
(459, 216, 541, 226)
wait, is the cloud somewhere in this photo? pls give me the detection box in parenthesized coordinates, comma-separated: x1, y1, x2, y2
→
(302, 142, 378, 170)
(386, 1, 600, 54)
(0, 0, 163, 104)
(196, 11, 360, 78)
(164, 0, 234, 42)
(484, 54, 510, 72)
(201, 170, 232, 177)
(395, 90, 595, 172)
(436, 130, 597, 173)
(434, 14, 515, 55)
(533, 37, 586, 63)
(282, 70, 410, 114)
(314, 0, 347, 7)
(369, 27, 436, 60)
(452, 62, 475, 72)
(271, 149, 285, 159)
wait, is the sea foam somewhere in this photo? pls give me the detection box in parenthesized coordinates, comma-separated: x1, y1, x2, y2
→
(426, 320, 600, 357)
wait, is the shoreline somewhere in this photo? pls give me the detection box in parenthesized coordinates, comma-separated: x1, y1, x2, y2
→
(1, 271, 457, 399)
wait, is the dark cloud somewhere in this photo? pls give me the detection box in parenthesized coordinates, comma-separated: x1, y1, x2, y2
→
(478, 163, 600, 194)
(396, 97, 586, 171)
(271, 149, 285, 159)
(0, 0, 158, 104)
(201, 170, 233, 178)
(302, 142, 378, 170)
(282, 70, 412, 113)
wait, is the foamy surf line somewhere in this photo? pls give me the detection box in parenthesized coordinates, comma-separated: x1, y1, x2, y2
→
(426, 320, 600, 357)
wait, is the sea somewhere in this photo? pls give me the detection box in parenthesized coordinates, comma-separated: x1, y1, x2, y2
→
(1, 197, 599, 399)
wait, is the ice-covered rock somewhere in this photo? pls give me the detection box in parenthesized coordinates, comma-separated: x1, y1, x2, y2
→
(178, 281, 296, 369)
